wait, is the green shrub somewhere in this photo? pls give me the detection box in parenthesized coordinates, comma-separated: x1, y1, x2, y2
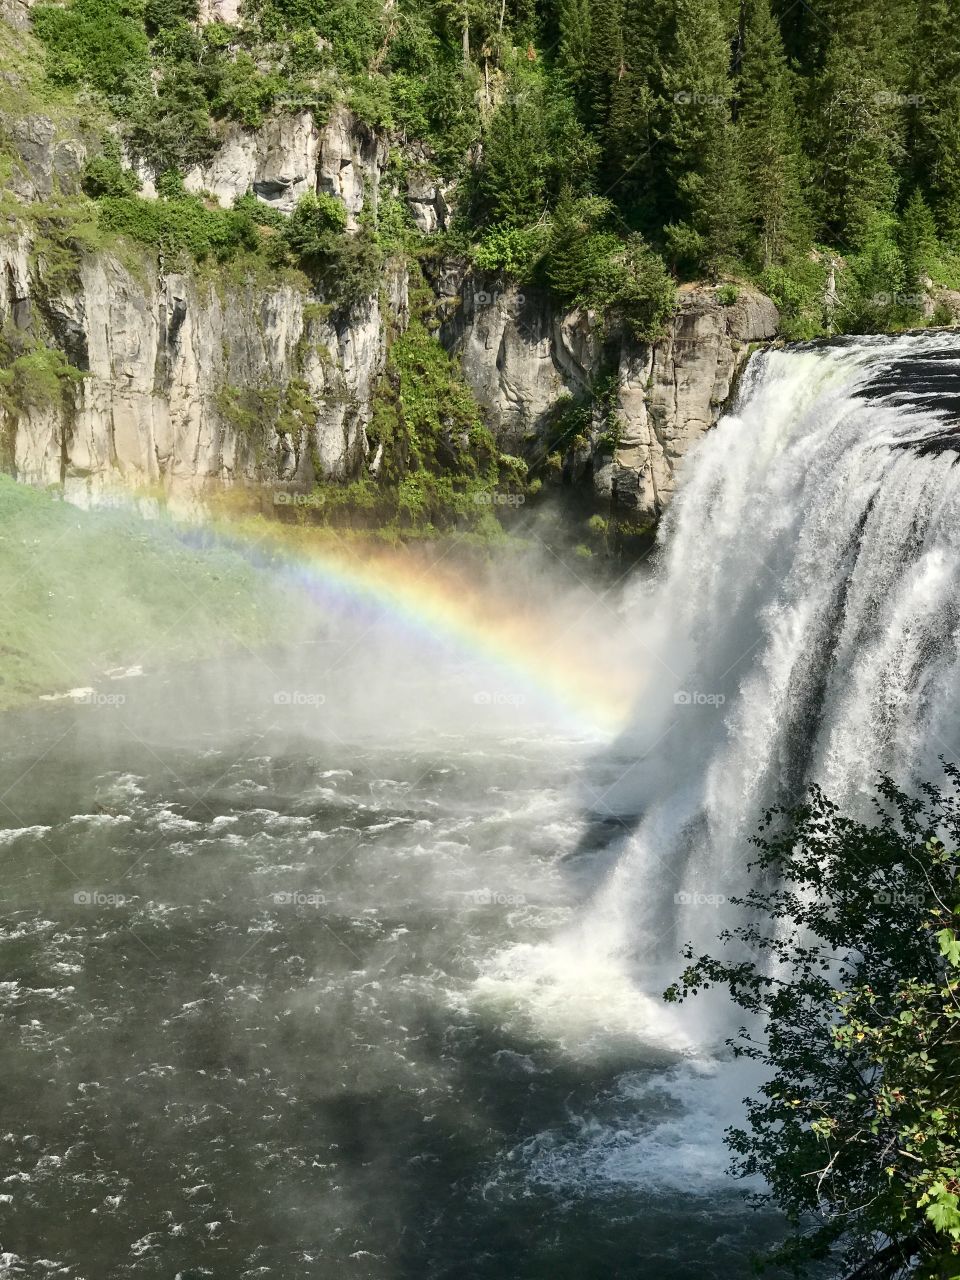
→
(82, 150, 141, 199)
(473, 224, 547, 280)
(248, 0, 382, 73)
(32, 0, 149, 100)
(716, 283, 739, 305)
(758, 256, 829, 341)
(284, 193, 349, 266)
(663, 221, 708, 276)
(544, 196, 674, 339)
(232, 193, 286, 229)
(837, 212, 907, 333)
(126, 69, 219, 173)
(280, 195, 382, 305)
(208, 51, 283, 128)
(143, 0, 196, 34)
(96, 193, 261, 260)
(0, 344, 86, 413)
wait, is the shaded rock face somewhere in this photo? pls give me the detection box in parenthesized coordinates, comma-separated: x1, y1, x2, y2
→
(440, 271, 780, 520)
(438, 265, 597, 456)
(7, 114, 89, 200)
(0, 232, 408, 505)
(316, 106, 388, 229)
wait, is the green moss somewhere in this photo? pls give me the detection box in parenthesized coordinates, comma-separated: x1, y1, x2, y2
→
(0, 344, 86, 413)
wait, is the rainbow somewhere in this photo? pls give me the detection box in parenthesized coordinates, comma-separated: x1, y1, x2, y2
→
(183, 518, 637, 733)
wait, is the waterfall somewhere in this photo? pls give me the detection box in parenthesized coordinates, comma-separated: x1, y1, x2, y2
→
(579, 331, 960, 985)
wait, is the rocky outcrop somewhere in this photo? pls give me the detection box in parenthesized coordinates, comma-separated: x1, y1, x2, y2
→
(182, 111, 320, 213)
(440, 269, 780, 521)
(6, 114, 89, 201)
(0, 230, 408, 504)
(437, 263, 599, 455)
(0, 41, 781, 520)
(404, 146, 454, 234)
(0, 0, 35, 30)
(196, 0, 240, 23)
(316, 105, 388, 229)
(612, 286, 779, 518)
(177, 105, 390, 225)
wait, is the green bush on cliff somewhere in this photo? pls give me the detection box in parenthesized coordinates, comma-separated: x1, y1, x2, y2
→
(757, 256, 829, 342)
(32, 0, 149, 100)
(544, 196, 675, 340)
(82, 149, 141, 199)
(283, 192, 348, 262)
(0, 342, 86, 415)
(96, 191, 261, 260)
(473, 224, 547, 281)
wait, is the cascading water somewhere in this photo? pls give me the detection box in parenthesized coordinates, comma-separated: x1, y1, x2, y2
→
(483, 330, 960, 1053)
(586, 331, 960, 973)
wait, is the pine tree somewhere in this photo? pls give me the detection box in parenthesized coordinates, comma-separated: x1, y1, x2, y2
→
(907, 0, 960, 243)
(807, 0, 909, 248)
(658, 0, 744, 276)
(556, 0, 591, 102)
(604, 0, 670, 229)
(899, 187, 939, 291)
(737, 0, 807, 267)
(585, 0, 623, 132)
(476, 88, 548, 225)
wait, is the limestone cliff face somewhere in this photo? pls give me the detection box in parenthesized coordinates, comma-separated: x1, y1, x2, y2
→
(439, 266, 780, 521)
(612, 286, 780, 518)
(1, 80, 779, 516)
(1, 231, 407, 503)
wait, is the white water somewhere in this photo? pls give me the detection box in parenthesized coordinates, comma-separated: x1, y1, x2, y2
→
(590, 333, 960, 971)
(482, 331, 960, 1059)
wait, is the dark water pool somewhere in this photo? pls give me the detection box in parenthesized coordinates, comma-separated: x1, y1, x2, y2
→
(0, 660, 793, 1279)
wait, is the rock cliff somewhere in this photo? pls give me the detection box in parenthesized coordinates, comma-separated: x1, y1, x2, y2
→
(2, 232, 407, 503)
(437, 266, 779, 521)
(0, 35, 781, 519)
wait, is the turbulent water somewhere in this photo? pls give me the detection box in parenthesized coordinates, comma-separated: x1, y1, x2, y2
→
(3, 331, 960, 1277)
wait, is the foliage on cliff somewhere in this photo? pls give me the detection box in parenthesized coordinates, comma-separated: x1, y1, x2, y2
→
(23, 0, 960, 339)
(666, 769, 960, 1279)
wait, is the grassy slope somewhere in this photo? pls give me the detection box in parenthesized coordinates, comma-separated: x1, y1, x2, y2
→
(0, 478, 311, 708)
